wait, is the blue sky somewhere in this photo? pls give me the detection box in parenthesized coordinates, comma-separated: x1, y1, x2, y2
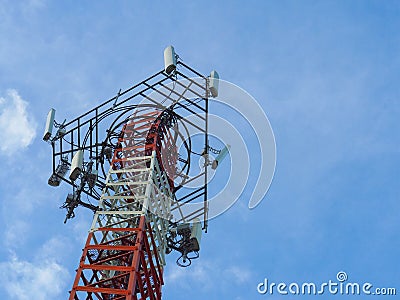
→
(0, 1, 399, 299)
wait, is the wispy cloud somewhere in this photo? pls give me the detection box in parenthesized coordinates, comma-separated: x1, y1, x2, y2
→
(4, 220, 29, 249)
(164, 258, 254, 295)
(225, 265, 252, 284)
(165, 260, 214, 290)
(0, 89, 36, 154)
(0, 180, 71, 300)
(0, 251, 69, 300)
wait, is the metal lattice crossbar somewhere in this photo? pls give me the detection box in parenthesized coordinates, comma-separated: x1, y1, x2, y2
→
(49, 61, 210, 227)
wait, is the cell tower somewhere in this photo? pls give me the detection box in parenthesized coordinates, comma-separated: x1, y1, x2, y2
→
(43, 46, 227, 299)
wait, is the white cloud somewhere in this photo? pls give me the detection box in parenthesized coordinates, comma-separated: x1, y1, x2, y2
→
(4, 220, 29, 249)
(37, 236, 74, 263)
(224, 266, 251, 284)
(165, 260, 214, 290)
(0, 252, 69, 300)
(0, 89, 37, 154)
(1, 186, 48, 249)
(165, 260, 208, 283)
(164, 258, 253, 292)
(72, 216, 92, 243)
(25, 0, 46, 9)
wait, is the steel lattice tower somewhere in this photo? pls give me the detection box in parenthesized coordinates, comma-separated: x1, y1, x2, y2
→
(44, 46, 221, 299)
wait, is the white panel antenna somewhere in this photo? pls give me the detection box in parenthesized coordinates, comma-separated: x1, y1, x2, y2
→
(190, 218, 202, 252)
(69, 150, 83, 181)
(164, 45, 177, 74)
(43, 108, 56, 141)
(212, 144, 230, 169)
(209, 70, 219, 97)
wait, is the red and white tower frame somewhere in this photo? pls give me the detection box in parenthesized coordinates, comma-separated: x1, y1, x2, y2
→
(44, 47, 219, 299)
(70, 108, 176, 299)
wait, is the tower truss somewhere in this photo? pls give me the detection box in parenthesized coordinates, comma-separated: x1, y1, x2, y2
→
(44, 48, 220, 299)
(70, 108, 173, 299)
